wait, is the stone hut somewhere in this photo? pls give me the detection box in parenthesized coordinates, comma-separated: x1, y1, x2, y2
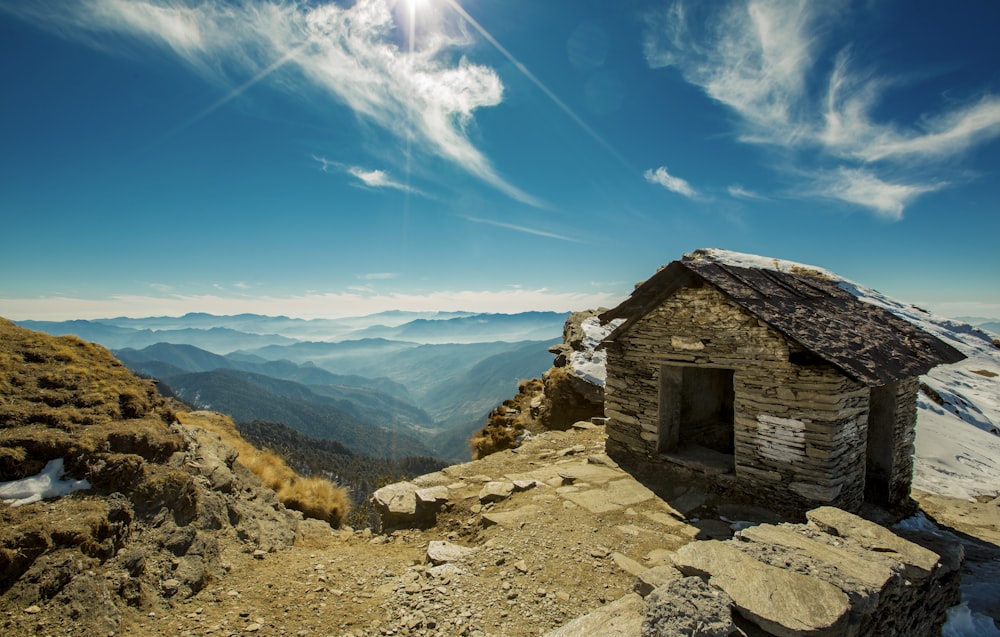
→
(598, 251, 965, 513)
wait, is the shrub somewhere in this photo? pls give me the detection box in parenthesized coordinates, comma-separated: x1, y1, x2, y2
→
(277, 477, 351, 528)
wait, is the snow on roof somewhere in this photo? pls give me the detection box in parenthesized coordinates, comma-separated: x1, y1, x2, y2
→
(602, 248, 966, 386)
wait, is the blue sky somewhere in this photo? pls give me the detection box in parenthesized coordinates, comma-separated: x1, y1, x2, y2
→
(2, 0, 999, 321)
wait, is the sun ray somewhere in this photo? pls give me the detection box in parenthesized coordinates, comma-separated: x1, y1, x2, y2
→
(439, 0, 632, 172)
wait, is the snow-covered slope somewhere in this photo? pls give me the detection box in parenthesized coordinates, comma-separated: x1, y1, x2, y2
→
(690, 248, 1000, 500)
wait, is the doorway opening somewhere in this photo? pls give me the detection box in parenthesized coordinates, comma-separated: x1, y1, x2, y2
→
(658, 365, 735, 456)
(865, 382, 898, 505)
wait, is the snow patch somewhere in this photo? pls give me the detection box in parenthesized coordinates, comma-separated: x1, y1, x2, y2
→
(942, 604, 1000, 637)
(0, 458, 91, 507)
(568, 316, 622, 386)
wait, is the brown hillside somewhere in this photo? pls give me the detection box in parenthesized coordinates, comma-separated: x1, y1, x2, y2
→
(0, 319, 345, 635)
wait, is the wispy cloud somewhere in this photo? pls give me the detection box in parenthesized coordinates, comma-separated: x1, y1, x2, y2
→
(359, 272, 399, 281)
(314, 155, 425, 195)
(810, 168, 942, 221)
(644, 166, 698, 199)
(727, 184, 766, 200)
(7, 0, 538, 205)
(462, 216, 583, 243)
(643, 0, 1000, 217)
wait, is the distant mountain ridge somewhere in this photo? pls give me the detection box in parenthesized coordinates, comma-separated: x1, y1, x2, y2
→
(19, 311, 565, 462)
(18, 311, 566, 350)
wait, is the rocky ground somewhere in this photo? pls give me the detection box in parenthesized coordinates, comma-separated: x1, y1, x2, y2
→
(7, 422, 989, 637)
(109, 423, 742, 637)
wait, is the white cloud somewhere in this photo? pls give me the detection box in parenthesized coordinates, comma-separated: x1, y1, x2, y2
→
(644, 166, 698, 198)
(359, 272, 399, 281)
(10, 0, 536, 205)
(314, 155, 429, 195)
(727, 184, 766, 200)
(811, 168, 941, 220)
(643, 0, 1000, 217)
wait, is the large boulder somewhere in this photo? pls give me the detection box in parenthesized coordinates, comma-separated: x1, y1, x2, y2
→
(372, 480, 449, 530)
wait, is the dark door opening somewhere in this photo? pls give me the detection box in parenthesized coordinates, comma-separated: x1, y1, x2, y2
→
(658, 365, 735, 455)
(865, 382, 898, 505)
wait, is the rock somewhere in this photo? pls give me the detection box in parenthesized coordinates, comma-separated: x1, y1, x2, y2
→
(611, 552, 647, 578)
(544, 593, 645, 637)
(426, 540, 478, 565)
(478, 481, 515, 504)
(23, 605, 41, 614)
(373, 481, 447, 529)
(634, 565, 682, 597)
(416, 486, 450, 505)
(373, 482, 418, 516)
(738, 523, 900, 592)
(252, 549, 267, 560)
(572, 420, 597, 430)
(672, 540, 850, 637)
(644, 548, 675, 567)
(427, 563, 462, 579)
(513, 560, 529, 573)
(806, 507, 944, 583)
(482, 505, 541, 528)
(512, 479, 538, 492)
(643, 576, 736, 637)
(161, 578, 182, 596)
(586, 453, 619, 467)
(556, 445, 587, 457)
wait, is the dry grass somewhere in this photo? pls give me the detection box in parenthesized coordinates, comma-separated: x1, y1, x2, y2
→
(177, 411, 351, 527)
(277, 477, 351, 527)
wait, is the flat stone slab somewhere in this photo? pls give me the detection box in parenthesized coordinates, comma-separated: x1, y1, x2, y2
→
(544, 592, 645, 637)
(426, 540, 478, 565)
(416, 486, 450, 504)
(563, 488, 622, 513)
(673, 540, 850, 637)
(604, 478, 656, 506)
(806, 507, 943, 583)
(611, 552, 647, 578)
(481, 505, 541, 528)
(510, 462, 623, 487)
(479, 481, 515, 504)
(373, 482, 418, 515)
(739, 523, 900, 591)
(561, 477, 656, 514)
(411, 471, 451, 487)
(634, 565, 682, 597)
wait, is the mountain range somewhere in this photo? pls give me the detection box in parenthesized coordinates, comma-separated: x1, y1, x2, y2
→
(19, 312, 566, 462)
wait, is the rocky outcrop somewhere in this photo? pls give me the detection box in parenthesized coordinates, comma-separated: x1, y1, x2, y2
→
(470, 311, 612, 459)
(0, 321, 301, 635)
(641, 507, 961, 637)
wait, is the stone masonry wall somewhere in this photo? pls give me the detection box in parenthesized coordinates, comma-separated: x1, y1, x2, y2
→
(889, 377, 919, 504)
(604, 285, 872, 512)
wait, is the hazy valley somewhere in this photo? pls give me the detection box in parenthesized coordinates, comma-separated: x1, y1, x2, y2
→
(17, 311, 566, 465)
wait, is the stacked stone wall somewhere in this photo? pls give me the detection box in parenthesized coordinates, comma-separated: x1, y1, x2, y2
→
(604, 285, 877, 512)
(888, 377, 919, 504)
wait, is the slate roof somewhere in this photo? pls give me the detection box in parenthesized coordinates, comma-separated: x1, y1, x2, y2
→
(599, 258, 966, 387)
